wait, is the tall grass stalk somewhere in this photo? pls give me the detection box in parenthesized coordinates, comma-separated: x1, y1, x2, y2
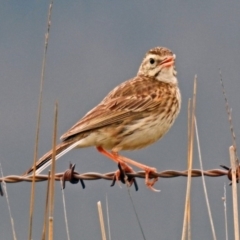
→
(41, 171, 51, 240)
(48, 103, 58, 240)
(187, 99, 191, 240)
(229, 146, 239, 240)
(106, 195, 111, 240)
(97, 201, 107, 240)
(28, 1, 54, 239)
(61, 180, 71, 240)
(222, 183, 228, 240)
(194, 117, 217, 240)
(0, 162, 17, 240)
(181, 76, 197, 240)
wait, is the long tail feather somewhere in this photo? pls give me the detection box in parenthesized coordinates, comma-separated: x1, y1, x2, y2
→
(23, 139, 83, 176)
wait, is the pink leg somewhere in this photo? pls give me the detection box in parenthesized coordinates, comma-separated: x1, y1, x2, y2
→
(96, 146, 159, 191)
(117, 154, 159, 192)
(96, 146, 135, 186)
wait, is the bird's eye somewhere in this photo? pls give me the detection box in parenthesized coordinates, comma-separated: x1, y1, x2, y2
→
(149, 58, 155, 64)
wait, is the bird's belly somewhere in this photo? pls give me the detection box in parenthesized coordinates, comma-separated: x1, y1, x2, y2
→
(114, 115, 174, 151)
(77, 107, 179, 152)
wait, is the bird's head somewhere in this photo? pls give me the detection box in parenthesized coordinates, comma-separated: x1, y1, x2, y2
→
(138, 47, 177, 84)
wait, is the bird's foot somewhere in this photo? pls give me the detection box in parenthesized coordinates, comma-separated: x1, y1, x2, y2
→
(145, 167, 160, 192)
(111, 162, 138, 191)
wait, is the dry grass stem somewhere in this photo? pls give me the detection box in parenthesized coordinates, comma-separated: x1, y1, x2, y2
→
(181, 76, 197, 240)
(28, 1, 54, 239)
(187, 99, 191, 240)
(106, 195, 111, 240)
(41, 171, 51, 240)
(222, 183, 228, 240)
(97, 201, 107, 240)
(229, 146, 239, 240)
(194, 117, 217, 240)
(127, 188, 147, 240)
(0, 162, 17, 240)
(219, 70, 239, 163)
(61, 180, 71, 240)
(187, 204, 191, 240)
(48, 102, 58, 240)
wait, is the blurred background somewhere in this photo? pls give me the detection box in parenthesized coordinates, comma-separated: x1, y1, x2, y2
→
(0, 1, 240, 239)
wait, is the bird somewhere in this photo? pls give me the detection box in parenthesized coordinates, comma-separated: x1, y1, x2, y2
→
(24, 46, 181, 191)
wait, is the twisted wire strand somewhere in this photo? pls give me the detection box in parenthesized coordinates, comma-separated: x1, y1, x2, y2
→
(0, 168, 229, 184)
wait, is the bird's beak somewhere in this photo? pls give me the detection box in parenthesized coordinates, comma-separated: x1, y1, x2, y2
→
(160, 55, 175, 68)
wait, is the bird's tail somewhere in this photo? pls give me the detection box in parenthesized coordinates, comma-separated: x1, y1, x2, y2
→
(23, 139, 83, 176)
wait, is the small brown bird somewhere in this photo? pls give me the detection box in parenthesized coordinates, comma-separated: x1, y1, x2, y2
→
(25, 46, 181, 191)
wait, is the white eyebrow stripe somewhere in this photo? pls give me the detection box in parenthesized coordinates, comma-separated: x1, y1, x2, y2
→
(146, 54, 161, 60)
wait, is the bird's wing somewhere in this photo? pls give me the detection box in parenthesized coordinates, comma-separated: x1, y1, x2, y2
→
(61, 77, 166, 141)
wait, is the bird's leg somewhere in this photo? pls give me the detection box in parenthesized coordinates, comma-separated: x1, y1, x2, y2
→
(96, 146, 159, 191)
(116, 154, 159, 192)
(96, 146, 135, 186)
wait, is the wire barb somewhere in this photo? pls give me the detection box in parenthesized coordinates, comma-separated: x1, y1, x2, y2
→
(61, 162, 85, 189)
(220, 164, 240, 184)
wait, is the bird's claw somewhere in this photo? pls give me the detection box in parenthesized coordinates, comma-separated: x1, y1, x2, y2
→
(145, 167, 160, 192)
(110, 163, 138, 191)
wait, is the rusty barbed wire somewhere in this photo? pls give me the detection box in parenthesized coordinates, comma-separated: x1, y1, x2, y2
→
(0, 166, 236, 184)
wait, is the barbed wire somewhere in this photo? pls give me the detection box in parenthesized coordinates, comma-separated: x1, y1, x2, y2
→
(0, 164, 237, 195)
(0, 167, 234, 184)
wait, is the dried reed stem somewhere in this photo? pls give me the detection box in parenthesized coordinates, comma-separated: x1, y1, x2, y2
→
(127, 188, 147, 240)
(41, 171, 51, 240)
(222, 183, 228, 240)
(181, 76, 197, 240)
(229, 146, 239, 240)
(220, 71, 240, 240)
(106, 195, 111, 240)
(97, 201, 107, 240)
(0, 162, 17, 240)
(194, 117, 216, 240)
(28, 1, 53, 239)
(61, 180, 71, 240)
(219, 70, 239, 162)
(187, 99, 191, 240)
(48, 103, 58, 240)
